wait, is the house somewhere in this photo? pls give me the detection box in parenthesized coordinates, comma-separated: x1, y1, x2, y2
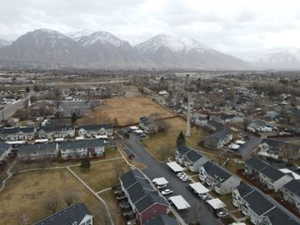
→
(78, 124, 113, 137)
(245, 157, 293, 191)
(144, 214, 178, 225)
(182, 149, 208, 172)
(0, 127, 35, 141)
(281, 180, 300, 213)
(199, 161, 240, 195)
(241, 190, 275, 225)
(34, 203, 93, 225)
(139, 117, 157, 134)
(17, 143, 58, 161)
(232, 182, 254, 208)
(37, 125, 75, 139)
(257, 139, 300, 162)
(59, 139, 105, 160)
(200, 120, 224, 133)
(258, 164, 293, 192)
(120, 169, 169, 224)
(233, 182, 300, 225)
(175, 145, 192, 165)
(247, 120, 274, 133)
(203, 127, 233, 149)
(259, 207, 300, 225)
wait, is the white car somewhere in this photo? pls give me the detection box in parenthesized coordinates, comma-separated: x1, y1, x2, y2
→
(161, 189, 173, 196)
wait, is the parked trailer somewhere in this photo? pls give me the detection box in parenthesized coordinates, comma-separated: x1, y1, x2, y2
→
(169, 195, 191, 210)
(166, 161, 184, 173)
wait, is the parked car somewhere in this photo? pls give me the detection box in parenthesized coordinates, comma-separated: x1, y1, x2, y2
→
(199, 193, 211, 201)
(116, 195, 127, 200)
(177, 172, 189, 182)
(216, 208, 228, 218)
(126, 219, 137, 225)
(161, 189, 173, 196)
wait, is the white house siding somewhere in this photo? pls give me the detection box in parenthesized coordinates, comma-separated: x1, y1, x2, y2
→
(80, 214, 93, 225)
(282, 190, 300, 213)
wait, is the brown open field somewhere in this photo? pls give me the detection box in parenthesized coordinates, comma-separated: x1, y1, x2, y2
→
(0, 170, 106, 225)
(143, 117, 208, 161)
(72, 159, 129, 191)
(77, 96, 174, 126)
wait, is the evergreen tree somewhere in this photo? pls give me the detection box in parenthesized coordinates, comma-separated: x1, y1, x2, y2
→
(176, 131, 186, 147)
(80, 157, 91, 170)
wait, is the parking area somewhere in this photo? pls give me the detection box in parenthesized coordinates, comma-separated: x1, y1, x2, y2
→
(123, 134, 223, 225)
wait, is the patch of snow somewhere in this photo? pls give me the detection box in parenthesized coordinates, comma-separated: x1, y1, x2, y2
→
(137, 34, 210, 53)
(77, 31, 125, 47)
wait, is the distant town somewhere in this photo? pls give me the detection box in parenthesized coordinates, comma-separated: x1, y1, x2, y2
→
(0, 69, 300, 225)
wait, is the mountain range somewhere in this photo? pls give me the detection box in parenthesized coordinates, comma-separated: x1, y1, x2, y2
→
(0, 29, 251, 70)
(1, 29, 299, 70)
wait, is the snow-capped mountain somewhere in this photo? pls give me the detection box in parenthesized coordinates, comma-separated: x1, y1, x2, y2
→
(236, 48, 300, 70)
(0, 29, 82, 67)
(77, 31, 127, 48)
(0, 39, 11, 48)
(137, 34, 209, 53)
(136, 34, 249, 70)
(0, 29, 250, 70)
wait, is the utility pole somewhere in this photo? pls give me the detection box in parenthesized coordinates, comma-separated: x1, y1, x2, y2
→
(185, 74, 191, 137)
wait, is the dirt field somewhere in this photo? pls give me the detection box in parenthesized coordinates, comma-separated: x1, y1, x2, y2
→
(0, 170, 106, 225)
(72, 159, 129, 192)
(143, 117, 208, 160)
(77, 97, 174, 126)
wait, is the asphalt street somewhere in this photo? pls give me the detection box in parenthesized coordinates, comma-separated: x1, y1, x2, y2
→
(123, 134, 223, 225)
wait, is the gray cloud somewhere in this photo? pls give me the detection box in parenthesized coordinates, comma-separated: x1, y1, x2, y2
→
(0, 0, 300, 54)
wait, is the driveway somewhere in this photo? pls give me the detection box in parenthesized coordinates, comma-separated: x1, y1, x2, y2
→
(123, 134, 223, 225)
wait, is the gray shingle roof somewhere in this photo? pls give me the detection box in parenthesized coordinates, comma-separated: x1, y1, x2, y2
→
(177, 145, 192, 155)
(245, 157, 268, 172)
(144, 215, 178, 225)
(236, 182, 254, 197)
(203, 161, 231, 182)
(260, 165, 286, 182)
(185, 150, 202, 162)
(264, 207, 300, 225)
(60, 139, 104, 150)
(135, 192, 167, 213)
(34, 203, 91, 225)
(18, 143, 57, 156)
(120, 169, 145, 189)
(283, 180, 300, 197)
(244, 190, 274, 216)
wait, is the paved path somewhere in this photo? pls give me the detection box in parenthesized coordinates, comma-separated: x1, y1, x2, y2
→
(0, 160, 17, 192)
(67, 166, 115, 225)
(96, 187, 112, 194)
(122, 134, 223, 225)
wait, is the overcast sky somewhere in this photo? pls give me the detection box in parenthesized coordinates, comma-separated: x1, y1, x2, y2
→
(1, 0, 300, 55)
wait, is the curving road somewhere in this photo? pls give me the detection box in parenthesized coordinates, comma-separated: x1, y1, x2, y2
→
(123, 134, 223, 225)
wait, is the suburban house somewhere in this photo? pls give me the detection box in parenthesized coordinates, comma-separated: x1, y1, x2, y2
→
(203, 127, 233, 149)
(245, 157, 293, 191)
(232, 182, 254, 208)
(281, 180, 300, 213)
(182, 149, 208, 172)
(0, 127, 35, 141)
(144, 214, 178, 225)
(175, 146, 208, 172)
(233, 182, 300, 225)
(37, 125, 75, 139)
(200, 120, 224, 133)
(247, 120, 274, 134)
(240, 190, 275, 225)
(199, 161, 240, 194)
(59, 139, 105, 160)
(120, 169, 169, 224)
(259, 207, 300, 225)
(257, 139, 300, 162)
(17, 143, 58, 161)
(34, 203, 93, 225)
(17, 139, 106, 161)
(78, 124, 113, 137)
(139, 116, 157, 134)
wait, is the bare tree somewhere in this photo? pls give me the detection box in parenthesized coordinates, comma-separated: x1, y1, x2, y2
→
(64, 191, 79, 206)
(43, 195, 60, 213)
(16, 210, 30, 225)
